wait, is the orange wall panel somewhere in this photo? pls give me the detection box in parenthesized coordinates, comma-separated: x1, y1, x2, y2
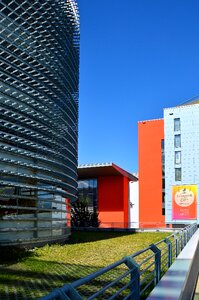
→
(98, 176, 124, 211)
(98, 176, 129, 226)
(99, 211, 124, 228)
(138, 119, 165, 227)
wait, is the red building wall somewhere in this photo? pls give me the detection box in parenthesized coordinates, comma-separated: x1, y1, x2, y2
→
(98, 176, 129, 227)
(138, 119, 165, 227)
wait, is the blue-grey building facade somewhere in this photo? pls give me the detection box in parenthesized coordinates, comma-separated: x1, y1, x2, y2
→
(0, 0, 80, 246)
(164, 101, 199, 225)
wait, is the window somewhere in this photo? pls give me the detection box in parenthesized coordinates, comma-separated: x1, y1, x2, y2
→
(162, 193, 165, 215)
(175, 168, 181, 181)
(174, 118, 180, 131)
(162, 179, 165, 189)
(162, 192, 165, 203)
(175, 151, 181, 164)
(161, 140, 165, 215)
(77, 179, 98, 211)
(161, 139, 165, 165)
(161, 139, 165, 177)
(161, 139, 164, 148)
(174, 134, 181, 148)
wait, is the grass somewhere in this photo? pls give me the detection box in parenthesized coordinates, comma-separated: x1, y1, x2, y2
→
(0, 231, 169, 299)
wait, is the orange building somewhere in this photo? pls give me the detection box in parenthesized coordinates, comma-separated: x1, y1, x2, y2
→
(78, 163, 138, 228)
(138, 119, 165, 227)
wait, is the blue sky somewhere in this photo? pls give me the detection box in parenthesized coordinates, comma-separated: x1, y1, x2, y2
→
(77, 0, 199, 173)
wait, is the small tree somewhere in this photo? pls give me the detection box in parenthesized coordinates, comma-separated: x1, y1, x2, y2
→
(71, 195, 100, 227)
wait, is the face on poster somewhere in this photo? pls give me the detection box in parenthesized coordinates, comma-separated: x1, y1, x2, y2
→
(172, 185, 197, 220)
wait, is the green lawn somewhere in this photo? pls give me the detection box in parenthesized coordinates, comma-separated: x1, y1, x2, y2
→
(0, 231, 169, 299)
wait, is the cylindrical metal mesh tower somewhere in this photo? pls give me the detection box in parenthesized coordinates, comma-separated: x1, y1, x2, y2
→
(0, 0, 80, 246)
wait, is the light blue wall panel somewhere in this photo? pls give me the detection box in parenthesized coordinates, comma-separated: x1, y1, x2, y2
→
(164, 104, 199, 224)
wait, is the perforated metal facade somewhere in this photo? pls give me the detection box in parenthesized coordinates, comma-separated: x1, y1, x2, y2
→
(164, 104, 199, 225)
(0, 0, 80, 246)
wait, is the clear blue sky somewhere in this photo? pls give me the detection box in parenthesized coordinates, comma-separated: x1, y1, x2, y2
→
(77, 0, 199, 173)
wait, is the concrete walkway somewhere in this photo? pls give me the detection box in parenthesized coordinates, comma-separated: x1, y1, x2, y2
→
(147, 229, 199, 300)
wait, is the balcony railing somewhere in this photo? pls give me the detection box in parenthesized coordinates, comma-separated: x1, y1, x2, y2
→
(40, 223, 197, 300)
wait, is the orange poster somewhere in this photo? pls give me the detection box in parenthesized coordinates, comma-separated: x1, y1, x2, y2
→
(172, 185, 197, 220)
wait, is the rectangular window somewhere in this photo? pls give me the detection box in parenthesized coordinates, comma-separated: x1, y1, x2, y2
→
(161, 139, 165, 215)
(175, 168, 181, 181)
(161, 139, 165, 177)
(174, 118, 180, 131)
(162, 194, 165, 215)
(174, 134, 181, 148)
(77, 178, 98, 212)
(162, 179, 165, 189)
(175, 151, 181, 164)
(161, 140, 165, 164)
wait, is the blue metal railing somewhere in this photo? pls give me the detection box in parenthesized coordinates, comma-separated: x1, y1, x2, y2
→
(40, 223, 197, 300)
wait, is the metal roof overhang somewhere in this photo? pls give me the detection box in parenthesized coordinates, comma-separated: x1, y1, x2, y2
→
(78, 163, 138, 181)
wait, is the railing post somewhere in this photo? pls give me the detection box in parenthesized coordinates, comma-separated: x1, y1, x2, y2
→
(187, 227, 190, 241)
(183, 229, 187, 246)
(180, 231, 184, 250)
(40, 284, 83, 300)
(186, 228, 189, 242)
(63, 284, 83, 300)
(190, 225, 194, 236)
(149, 244, 161, 284)
(124, 256, 140, 300)
(164, 238, 172, 267)
(183, 229, 187, 245)
(174, 233, 179, 257)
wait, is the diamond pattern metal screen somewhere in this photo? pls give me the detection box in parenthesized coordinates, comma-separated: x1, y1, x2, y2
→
(0, 0, 80, 246)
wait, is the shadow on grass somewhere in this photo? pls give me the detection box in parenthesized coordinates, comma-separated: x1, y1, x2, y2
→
(69, 230, 136, 244)
(0, 246, 34, 264)
(0, 259, 99, 281)
(0, 259, 121, 299)
(0, 231, 136, 265)
(0, 259, 149, 300)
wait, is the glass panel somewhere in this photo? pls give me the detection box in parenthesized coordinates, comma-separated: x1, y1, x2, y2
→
(162, 179, 165, 189)
(174, 118, 180, 131)
(161, 139, 165, 214)
(175, 168, 181, 181)
(77, 178, 98, 211)
(175, 151, 181, 164)
(161, 139, 165, 175)
(174, 135, 181, 148)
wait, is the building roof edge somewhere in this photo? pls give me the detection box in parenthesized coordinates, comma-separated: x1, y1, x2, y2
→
(138, 118, 163, 123)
